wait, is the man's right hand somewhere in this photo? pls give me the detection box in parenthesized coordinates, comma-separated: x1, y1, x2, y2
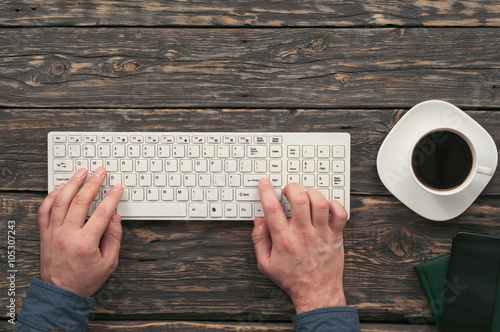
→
(251, 178, 349, 314)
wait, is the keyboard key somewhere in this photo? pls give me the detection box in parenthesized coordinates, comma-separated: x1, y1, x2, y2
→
(270, 136, 282, 144)
(333, 160, 345, 173)
(247, 145, 267, 158)
(147, 188, 159, 201)
(113, 145, 126, 158)
(243, 175, 262, 187)
(333, 145, 345, 158)
(224, 203, 238, 217)
(69, 135, 82, 143)
(236, 188, 260, 201)
(239, 203, 252, 217)
(210, 203, 223, 217)
(53, 135, 66, 143)
(131, 135, 144, 143)
(124, 174, 137, 187)
(318, 146, 330, 158)
(288, 146, 299, 158)
(302, 146, 315, 158)
(84, 135, 97, 143)
(131, 188, 144, 200)
(68, 145, 81, 157)
(146, 135, 159, 143)
(53, 145, 66, 157)
(54, 174, 71, 185)
(100, 135, 113, 143)
(115, 135, 128, 143)
(203, 145, 216, 158)
(208, 136, 221, 143)
(154, 174, 167, 186)
(189, 203, 208, 217)
(254, 203, 265, 217)
(109, 173, 121, 186)
(117, 202, 187, 217)
(317, 174, 329, 187)
(162, 188, 174, 201)
(223, 136, 236, 144)
(333, 189, 344, 206)
(333, 175, 344, 186)
(54, 159, 73, 171)
(288, 160, 299, 172)
(269, 146, 282, 158)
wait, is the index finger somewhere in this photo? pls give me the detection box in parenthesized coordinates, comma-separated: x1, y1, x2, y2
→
(84, 184, 123, 244)
(258, 178, 287, 235)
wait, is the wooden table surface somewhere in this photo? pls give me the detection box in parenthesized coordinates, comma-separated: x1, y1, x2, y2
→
(1, 1, 500, 331)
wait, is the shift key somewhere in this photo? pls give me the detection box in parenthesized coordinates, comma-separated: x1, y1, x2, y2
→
(236, 188, 281, 201)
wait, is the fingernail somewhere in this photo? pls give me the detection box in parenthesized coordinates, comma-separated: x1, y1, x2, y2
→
(74, 168, 86, 178)
(259, 178, 270, 185)
(254, 218, 263, 226)
(54, 183, 65, 191)
(94, 167, 105, 177)
(112, 184, 123, 192)
(111, 214, 122, 224)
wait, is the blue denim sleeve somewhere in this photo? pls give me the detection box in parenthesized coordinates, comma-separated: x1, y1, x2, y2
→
(292, 306, 361, 332)
(14, 278, 93, 332)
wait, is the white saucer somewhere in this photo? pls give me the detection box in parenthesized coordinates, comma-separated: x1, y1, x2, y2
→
(377, 100, 498, 221)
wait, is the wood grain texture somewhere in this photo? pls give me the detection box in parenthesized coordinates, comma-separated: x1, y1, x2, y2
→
(85, 320, 438, 331)
(2, 193, 500, 322)
(2, 108, 500, 195)
(0, 0, 499, 27)
(1, 28, 499, 109)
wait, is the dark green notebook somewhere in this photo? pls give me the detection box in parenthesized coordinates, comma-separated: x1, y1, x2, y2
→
(414, 238, 500, 331)
(414, 253, 451, 327)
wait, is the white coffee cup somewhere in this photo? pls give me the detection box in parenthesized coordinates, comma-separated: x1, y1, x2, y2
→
(409, 128, 494, 196)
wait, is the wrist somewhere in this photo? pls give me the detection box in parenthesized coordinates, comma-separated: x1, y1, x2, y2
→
(291, 290, 347, 314)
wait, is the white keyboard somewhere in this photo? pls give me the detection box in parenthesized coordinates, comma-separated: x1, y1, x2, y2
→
(48, 132, 350, 220)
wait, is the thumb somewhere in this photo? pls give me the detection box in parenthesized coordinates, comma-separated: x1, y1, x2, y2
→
(101, 214, 123, 269)
(251, 218, 272, 273)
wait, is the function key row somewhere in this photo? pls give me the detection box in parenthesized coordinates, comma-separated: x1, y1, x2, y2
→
(53, 135, 283, 144)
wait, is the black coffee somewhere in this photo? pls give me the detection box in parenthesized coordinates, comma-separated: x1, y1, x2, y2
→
(411, 131, 473, 190)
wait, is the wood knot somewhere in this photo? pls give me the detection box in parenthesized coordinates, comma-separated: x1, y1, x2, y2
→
(393, 28, 406, 38)
(335, 73, 351, 85)
(119, 60, 141, 72)
(1, 166, 14, 181)
(388, 238, 412, 257)
(302, 39, 326, 53)
(50, 62, 66, 76)
(383, 231, 421, 260)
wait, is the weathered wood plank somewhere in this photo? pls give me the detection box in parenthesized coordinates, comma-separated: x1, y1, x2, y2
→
(86, 320, 295, 332)
(1, 28, 499, 108)
(2, 108, 500, 196)
(85, 320, 439, 331)
(2, 193, 500, 322)
(0, 0, 499, 27)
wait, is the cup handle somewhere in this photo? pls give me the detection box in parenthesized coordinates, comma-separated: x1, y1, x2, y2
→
(477, 166, 494, 176)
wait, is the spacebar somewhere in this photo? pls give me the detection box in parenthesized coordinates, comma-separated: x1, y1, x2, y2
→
(117, 202, 187, 217)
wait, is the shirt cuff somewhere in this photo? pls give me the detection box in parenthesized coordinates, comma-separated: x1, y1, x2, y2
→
(292, 306, 361, 332)
(15, 278, 93, 332)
